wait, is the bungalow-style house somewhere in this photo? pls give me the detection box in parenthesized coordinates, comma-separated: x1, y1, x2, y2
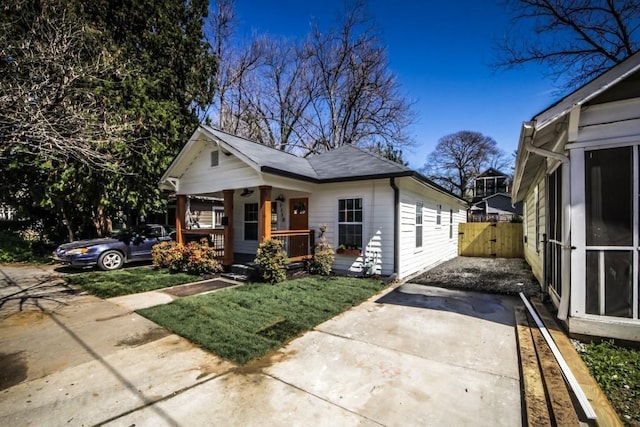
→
(512, 51, 640, 341)
(469, 193, 523, 222)
(160, 126, 468, 279)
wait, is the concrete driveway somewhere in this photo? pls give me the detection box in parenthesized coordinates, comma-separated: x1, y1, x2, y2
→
(0, 265, 522, 426)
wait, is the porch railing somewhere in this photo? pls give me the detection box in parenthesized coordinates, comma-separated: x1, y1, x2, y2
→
(272, 229, 315, 261)
(178, 228, 314, 262)
(181, 228, 225, 258)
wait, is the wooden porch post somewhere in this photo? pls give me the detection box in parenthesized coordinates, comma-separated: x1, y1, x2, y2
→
(223, 189, 234, 266)
(175, 195, 186, 245)
(259, 186, 272, 241)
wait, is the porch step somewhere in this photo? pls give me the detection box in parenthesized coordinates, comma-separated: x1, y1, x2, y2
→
(221, 263, 259, 282)
(287, 261, 306, 279)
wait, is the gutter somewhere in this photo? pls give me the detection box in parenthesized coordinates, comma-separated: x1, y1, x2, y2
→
(390, 177, 400, 277)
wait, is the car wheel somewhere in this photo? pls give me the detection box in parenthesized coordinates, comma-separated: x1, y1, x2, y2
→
(97, 250, 124, 271)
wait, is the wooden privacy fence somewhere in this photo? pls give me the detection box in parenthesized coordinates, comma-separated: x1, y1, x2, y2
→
(458, 222, 523, 258)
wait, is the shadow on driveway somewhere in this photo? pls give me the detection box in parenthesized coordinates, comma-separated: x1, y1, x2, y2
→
(377, 283, 520, 326)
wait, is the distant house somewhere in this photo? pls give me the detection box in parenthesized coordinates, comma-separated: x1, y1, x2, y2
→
(471, 168, 510, 203)
(512, 50, 640, 341)
(469, 193, 522, 222)
(159, 126, 468, 279)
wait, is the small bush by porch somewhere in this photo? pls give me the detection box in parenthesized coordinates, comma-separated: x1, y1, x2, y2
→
(137, 276, 387, 364)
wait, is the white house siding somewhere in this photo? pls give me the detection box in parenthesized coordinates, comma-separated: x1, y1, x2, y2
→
(576, 98, 640, 145)
(308, 179, 395, 277)
(397, 179, 466, 279)
(178, 142, 262, 195)
(565, 97, 640, 341)
(522, 170, 546, 285)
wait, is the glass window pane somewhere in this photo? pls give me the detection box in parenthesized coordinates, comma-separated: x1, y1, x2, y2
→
(245, 223, 258, 240)
(604, 251, 633, 318)
(585, 148, 632, 246)
(416, 225, 423, 247)
(586, 251, 600, 315)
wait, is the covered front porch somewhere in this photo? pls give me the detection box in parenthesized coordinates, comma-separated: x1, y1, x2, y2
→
(173, 185, 315, 267)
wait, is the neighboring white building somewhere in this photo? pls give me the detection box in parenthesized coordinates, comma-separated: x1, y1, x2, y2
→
(160, 125, 467, 279)
(512, 51, 640, 341)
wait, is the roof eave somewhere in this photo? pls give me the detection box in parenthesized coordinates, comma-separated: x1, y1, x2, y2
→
(511, 121, 536, 204)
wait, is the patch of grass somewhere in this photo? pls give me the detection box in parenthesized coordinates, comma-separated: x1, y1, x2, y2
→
(579, 340, 640, 425)
(138, 276, 387, 364)
(65, 267, 199, 298)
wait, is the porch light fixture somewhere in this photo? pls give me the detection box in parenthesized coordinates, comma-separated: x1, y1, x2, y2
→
(275, 194, 285, 202)
(240, 188, 254, 197)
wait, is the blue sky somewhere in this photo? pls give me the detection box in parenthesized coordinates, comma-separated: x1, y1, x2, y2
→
(231, 0, 560, 169)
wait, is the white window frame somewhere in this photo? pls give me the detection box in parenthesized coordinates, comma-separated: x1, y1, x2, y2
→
(436, 204, 442, 226)
(416, 202, 423, 249)
(244, 203, 258, 241)
(211, 150, 219, 167)
(449, 209, 453, 239)
(337, 197, 363, 249)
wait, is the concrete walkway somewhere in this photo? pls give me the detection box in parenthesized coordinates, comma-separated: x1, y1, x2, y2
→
(0, 265, 522, 426)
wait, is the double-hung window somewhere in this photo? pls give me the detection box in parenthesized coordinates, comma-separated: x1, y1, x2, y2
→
(416, 202, 423, 248)
(338, 198, 363, 248)
(436, 204, 442, 225)
(244, 203, 258, 240)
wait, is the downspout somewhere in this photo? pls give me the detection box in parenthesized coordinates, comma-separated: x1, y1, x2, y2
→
(390, 177, 400, 278)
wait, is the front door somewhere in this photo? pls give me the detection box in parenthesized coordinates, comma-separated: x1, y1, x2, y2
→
(289, 198, 309, 257)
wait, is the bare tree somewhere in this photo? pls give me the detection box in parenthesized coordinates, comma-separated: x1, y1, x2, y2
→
(302, 1, 414, 155)
(206, 0, 263, 133)
(235, 37, 315, 153)
(423, 131, 508, 199)
(205, 0, 414, 156)
(495, 0, 640, 90)
(0, 2, 132, 168)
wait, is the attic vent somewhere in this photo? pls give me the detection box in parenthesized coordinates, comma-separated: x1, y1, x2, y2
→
(211, 150, 219, 167)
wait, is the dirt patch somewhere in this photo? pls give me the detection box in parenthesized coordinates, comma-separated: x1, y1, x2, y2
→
(116, 327, 170, 347)
(162, 279, 237, 297)
(0, 352, 28, 390)
(412, 256, 541, 297)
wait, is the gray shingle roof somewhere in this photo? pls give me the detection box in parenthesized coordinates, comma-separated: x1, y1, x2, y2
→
(202, 125, 412, 182)
(201, 126, 318, 179)
(199, 125, 465, 203)
(307, 144, 412, 180)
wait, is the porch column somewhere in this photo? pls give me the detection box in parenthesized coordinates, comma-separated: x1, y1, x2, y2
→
(175, 194, 186, 245)
(223, 189, 234, 266)
(259, 185, 272, 241)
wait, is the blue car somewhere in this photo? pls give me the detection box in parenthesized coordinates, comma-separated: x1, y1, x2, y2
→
(52, 224, 174, 270)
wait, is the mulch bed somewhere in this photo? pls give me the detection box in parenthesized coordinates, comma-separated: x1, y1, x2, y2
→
(162, 279, 237, 297)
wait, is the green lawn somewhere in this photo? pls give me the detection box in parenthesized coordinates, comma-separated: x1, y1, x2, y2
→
(65, 266, 199, 298)
(579, 340, 640, 426)
(138, 276, 387, 364)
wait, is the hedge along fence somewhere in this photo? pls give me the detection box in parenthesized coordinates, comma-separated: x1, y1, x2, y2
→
(458, 222, 523, 258)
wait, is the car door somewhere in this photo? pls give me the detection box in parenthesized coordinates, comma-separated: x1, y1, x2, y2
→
(129, 226, 163, 260)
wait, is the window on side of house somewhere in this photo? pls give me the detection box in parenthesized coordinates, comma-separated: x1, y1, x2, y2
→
(244, 203, 258, 240)
(449, 209, 453, 239)
(211, 150, 219, 167)
(338, 198, 363, 248)
(436, 204, 442, 225)
(534, 185, 540, 253)
(214, 208, 224, 228)
(416, 202, 423, 248)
